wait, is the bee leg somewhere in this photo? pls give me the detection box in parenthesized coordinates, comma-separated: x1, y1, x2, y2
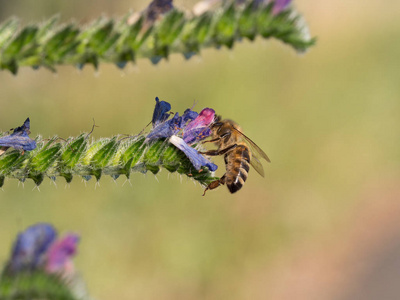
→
(202, 137, 221, 144)
(202, 132, 231, 144)
(199, 144, 237, 156)
(202, 175, 226, 196)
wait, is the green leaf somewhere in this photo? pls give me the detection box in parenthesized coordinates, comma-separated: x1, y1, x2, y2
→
(238, 2, 258, 40)
(0, 151, 31, 176)
(0, 18, 19, 48)
(162, 143, 186, 172)
(28, 139, 62, 174)
(90, 137, 119, 169)
(44, 25, 80, 62)
(157, 10, 185, 46)
(143, 140, 166, 174)
(37, 15, 60, 41)
(60, 134, 88, 169)
(90, 137, 119, 180)
(120, 136, 146, 176)
(212, 3, 237, 48)
(3, 26, 38, 57)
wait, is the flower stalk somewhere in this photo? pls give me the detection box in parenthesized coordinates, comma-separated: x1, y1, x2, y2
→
(1, 223, 83, 300)
(0, 0, 315, 74)
(0, 271, 79, 300)
(0, 134, 218, 188)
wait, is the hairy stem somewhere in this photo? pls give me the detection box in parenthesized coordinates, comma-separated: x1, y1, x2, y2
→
(0, 1, 315, 74)
(0, 271, 79, 300)
(0, 134, 218, 188)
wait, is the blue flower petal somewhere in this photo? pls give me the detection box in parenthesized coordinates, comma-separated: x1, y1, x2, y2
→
(0, 118, 37, 152)
(182, 109, 198, 122)
(146, 0, 174, 22)
(0, 136, 37, 151)
(11, 118, 31, 138)
(9, 223, 57, 272)
(152, 97, 172, 126)
(147, 112, 181, 142)
(169, 135, 218, 171)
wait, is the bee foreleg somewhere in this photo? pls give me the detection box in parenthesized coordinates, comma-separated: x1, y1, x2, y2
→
(202, 175, 226, 196)
(199, 144, 237, 156)
(202, 137, 221, 144)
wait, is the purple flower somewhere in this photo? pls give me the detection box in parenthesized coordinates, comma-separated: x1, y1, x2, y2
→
(173, 108, 199, 131)
(181, 108, 199, 125)
(152, 97, 171, 126)
(45, 234, 80, 275)
(8, 223, 57, 272)
(11, 118, 31, 137)
(251, 0, 291, 13)
(0, 118, 37, 154)
(169, 135, 218, 171)
(146, 108, 199, 143)
(272, 0, 291, 15)
(146, 0, 174, 22)
(146, 99, 218, 172)
(146, 112, 180, 142)
(183, 108, 215, 144)
(6, 223, 80, 277)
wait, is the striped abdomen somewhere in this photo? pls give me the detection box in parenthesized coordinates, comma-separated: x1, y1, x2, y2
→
(224, 144, 250, 193)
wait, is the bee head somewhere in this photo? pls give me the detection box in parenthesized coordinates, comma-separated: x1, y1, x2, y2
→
(211, 115, 223, 129)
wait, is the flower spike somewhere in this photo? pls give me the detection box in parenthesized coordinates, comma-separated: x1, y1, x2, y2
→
(1, 224, 83, 300)
(0, 0, 315, 74)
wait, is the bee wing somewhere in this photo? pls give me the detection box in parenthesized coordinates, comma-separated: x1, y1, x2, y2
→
(232, 127, 271, 177)
(233, 127, 271, 162)
(249, 154, 265, 177)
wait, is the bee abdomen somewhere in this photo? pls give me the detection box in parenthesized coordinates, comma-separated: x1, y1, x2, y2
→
(226, 145, 250, 193)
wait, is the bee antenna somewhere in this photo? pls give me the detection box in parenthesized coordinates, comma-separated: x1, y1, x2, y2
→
(190, 99, 198, 110)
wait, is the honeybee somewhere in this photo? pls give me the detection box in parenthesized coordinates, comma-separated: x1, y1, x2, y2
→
(200, 116, 270, 195)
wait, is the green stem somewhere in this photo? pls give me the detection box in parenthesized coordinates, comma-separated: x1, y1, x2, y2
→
(0, 1, 315, 74)
(0, 271, 79, 300)
(0, 134, 218, 188)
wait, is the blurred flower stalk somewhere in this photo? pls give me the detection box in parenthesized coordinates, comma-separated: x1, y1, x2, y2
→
(0, 0, 315, 74)
(0, 97, 219, 189)
(0, 223, 83, 300)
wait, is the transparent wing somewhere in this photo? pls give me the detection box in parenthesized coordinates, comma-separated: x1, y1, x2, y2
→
(249, 154, 265, 177)
(232, 127, 271, 177)
(233, 127, 271, 162)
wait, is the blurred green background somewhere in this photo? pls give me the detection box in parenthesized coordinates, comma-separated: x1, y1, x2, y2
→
(1, 1, 400, 299)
